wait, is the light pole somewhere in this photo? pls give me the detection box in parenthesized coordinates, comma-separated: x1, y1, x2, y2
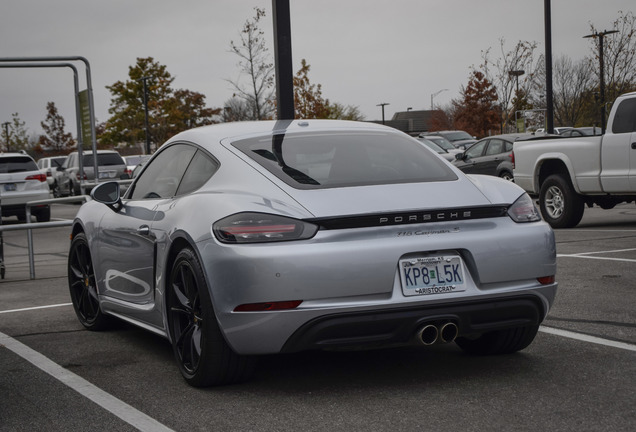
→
(2, 122, 10, 152)
(137, 76, 152, 154)
(508, 70, 525, 132)
(584, 29, 619, 133)
(430, 89, 448, 109)
(376, 102, 390, 124)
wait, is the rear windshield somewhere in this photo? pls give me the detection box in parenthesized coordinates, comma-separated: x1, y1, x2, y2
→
(232, 131, 457, 189)
(83, 153, 125, 166)
(0, 156, 38, 173)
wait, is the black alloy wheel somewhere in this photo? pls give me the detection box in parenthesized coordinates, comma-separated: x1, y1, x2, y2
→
(68, 232, 110, 330)
(167, 248, 256, 387)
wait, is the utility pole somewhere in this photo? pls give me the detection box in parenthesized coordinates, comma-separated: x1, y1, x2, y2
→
(377, 103, 390, 124)
(544, 0, 554, 134)
(584, 29, 619, 134)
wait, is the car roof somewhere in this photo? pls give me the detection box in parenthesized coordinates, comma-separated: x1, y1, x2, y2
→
(166, 119, 399, 148)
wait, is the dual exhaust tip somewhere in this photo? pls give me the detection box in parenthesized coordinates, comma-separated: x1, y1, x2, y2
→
(416, 322, 459, 345)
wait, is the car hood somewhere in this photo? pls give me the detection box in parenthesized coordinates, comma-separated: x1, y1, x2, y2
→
(278, 174, 523, 218)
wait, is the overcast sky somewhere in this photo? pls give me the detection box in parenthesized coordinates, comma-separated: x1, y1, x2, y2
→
(1, 0, 633, 138)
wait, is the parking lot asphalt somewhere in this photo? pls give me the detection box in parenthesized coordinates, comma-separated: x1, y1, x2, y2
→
(1, 203, 635, 432)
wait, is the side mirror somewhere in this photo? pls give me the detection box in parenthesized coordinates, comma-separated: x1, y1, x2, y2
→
(455, 152, 464, 161)
(91, 182, 122, 211)
(56, 166, 65, 172)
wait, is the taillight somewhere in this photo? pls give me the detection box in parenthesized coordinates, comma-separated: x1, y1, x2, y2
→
(76, 172, 88, 181)
(537, 275, 555, 285)
(234, 300, 303, 312)
(25, 173, 47, 182)
(213, 212, 318, 244)
(511, 151, 515, 169)
(507, 193, 541, 223)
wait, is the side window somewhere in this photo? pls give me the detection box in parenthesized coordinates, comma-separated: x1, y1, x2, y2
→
(465, 140, 486, 158)
(612, 98, 636, 134)
(176, 150, 219, 196)
(485, 139, 504, 155)
(129, 144, 197, 200)
(504, 141, 513, 152)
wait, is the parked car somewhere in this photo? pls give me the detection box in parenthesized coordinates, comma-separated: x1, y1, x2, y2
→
(54, 150, 127, 197)
(424, 130, 476, 150)
(416, 138, 458, 161)
(69, 120, 557, 387)
(452, 134, 530, 181)
(534, 127, 572, 135)
(0, 152, 51, 222)
(558, 127, 602, 137)
(37, 156, 67, 190)
(420, 135, 463, 159)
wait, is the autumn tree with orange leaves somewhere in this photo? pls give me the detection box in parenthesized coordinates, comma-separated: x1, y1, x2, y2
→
(451, 71, 500, 138)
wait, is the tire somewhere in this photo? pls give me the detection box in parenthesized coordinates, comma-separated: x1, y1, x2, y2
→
(52, 181, 61, 198)
(68, 232, 111, 330)
(167, 248, 256, 387)
(499, 171, 514, 182)
(455, 325, 539, 355)
(539, 174, 584, 228)
(35, 206, 51, 222)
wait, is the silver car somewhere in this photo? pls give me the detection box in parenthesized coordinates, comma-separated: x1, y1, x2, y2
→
(69, 120, 557, 387)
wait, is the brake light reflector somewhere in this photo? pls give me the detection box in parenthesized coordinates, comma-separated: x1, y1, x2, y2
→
(25, 173, 47, 182)
(214, 212, 318, 244)
(234, 300, 303, 312)
(537, 275, 555, 285)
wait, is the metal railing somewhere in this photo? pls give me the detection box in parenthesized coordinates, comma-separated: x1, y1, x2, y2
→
(0, 196, 89, 280)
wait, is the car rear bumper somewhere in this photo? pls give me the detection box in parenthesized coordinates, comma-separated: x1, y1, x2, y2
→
(280, 294, 546, 352)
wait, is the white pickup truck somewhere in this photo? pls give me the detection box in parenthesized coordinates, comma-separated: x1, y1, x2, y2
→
(513, 91, 636, 228)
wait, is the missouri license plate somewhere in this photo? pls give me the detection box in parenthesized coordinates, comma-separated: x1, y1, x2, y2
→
(399, 256, 466, 296)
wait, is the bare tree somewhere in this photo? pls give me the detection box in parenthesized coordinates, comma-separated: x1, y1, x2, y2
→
(227, 7, 275, 120)
(479, 39, 540, 130)
(552, 55, 595, 126)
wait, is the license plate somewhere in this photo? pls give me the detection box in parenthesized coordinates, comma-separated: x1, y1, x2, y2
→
(3, 183, 17, 191)
(98, 171, 112, 179)
(399, 256, 466, 296)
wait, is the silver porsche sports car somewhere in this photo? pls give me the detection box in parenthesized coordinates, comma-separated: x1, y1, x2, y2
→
(69, 119, 557, 387)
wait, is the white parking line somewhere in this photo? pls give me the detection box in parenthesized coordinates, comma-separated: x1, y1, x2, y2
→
(539, 326, 636, 352)
(557, 247, 636, 263)
(0, 331, 175, 432)
(0, 303, 72, 314)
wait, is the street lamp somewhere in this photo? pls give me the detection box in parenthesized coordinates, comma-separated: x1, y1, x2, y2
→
(430, 89, 448, 109)
(137, 76, 153, 154)
(508, 70, 525, 96)
(584, 29, 619, 133)
(2, 122, 10, 152)
(376, 102, 390, 124)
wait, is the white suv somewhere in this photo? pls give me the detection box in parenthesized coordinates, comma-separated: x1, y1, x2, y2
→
(0, 153, 51, 222)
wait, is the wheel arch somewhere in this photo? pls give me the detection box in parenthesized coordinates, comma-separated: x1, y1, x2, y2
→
(536, 157, 577, 193)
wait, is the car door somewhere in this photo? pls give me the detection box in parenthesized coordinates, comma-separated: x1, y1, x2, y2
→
(456, 140, 488, 174)
(601, 97, 636, 192)
(480, 139, 508, 176)
(95, 143, 197, 305)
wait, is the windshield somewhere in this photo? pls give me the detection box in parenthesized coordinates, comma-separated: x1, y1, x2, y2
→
(233, 131, 457, 190)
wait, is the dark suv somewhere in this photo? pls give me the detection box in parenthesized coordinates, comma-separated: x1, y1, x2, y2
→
(54, 150, 127, 196)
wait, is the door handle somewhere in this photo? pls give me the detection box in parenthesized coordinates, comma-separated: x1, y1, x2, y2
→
(137, 225, 150, 236)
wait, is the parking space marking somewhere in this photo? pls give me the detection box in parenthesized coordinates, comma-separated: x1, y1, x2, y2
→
(557, 247, 636, 263)
(540, 326, 636, 352)
(0, 331, 175, 432)
(0, 303, 72, 314)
